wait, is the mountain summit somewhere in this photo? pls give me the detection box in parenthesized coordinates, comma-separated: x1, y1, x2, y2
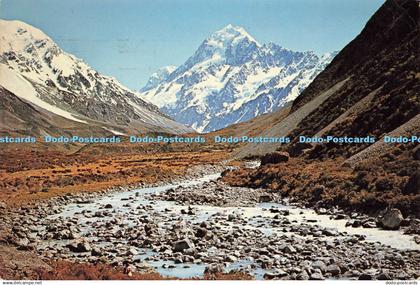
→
(140, 24, 336, 132)
(186, 24, 261, 66)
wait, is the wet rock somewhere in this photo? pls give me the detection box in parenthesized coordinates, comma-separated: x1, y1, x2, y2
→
(326, 264, 341, 276)
(378, 208, 404, 230)
(67, 240, 92, 253)
(127, 247, 138, 256)
(352, 220, 362, 227)
(261, 151, 289, 165)
(362, 219, 377, 228)
(69, 231, 80, 240)
(187, 206, 195, 215)
(227, 214, 237, 221)
(311, 260, 327, 273)
(283, 245, 297, 254)
(204, 263, 224, 274)
(261, 258, 274, 269)
(173, 239, 194, 252)
(195, 227, 207, 238)
(111, 257, 124, 266)
(225, 255, 238, 262)
(174, 257, 183, 264)
(310, 272, 324, 280)
(316, 208, 328, 215)
(91, 247, 102, 256)
(297, 270, 310, 280)
(358, 273, 373, 280)
(322, 229, 338, 236)
(16, 238, 31, 250)
(333, 214, 348, 220)
(259, 195, 272, 203)
(346, 219, 362, 228)
(377, 272, 392, 280)
(264, 269, 288, 279)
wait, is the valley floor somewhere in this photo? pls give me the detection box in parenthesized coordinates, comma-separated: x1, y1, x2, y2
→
(0, 143, 418, 280)
(0, 142, 247, 280)
(0, 143, 230, 206)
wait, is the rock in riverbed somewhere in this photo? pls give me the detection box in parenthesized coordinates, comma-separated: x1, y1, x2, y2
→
(378, 208, 404, 230)
(173, 239, 194, 252)
(67, 240, 92, 253)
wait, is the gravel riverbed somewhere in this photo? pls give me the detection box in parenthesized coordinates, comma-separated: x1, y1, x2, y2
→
(1, 164, 419, 280)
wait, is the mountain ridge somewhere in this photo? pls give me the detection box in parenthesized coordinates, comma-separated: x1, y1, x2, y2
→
(0, 19, 193, 136)
(140, 24, 336, 133)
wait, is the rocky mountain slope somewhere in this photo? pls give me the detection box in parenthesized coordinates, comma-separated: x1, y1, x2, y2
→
(0, 86, 104, 138)
(140, 24, 335, 132)
(223, 0, 419, 216)
(235, 0, 419, 161)
(0, 19, 193, 136)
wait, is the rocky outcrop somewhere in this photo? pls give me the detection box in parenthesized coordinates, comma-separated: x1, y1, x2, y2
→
(261, 151, 290, 165)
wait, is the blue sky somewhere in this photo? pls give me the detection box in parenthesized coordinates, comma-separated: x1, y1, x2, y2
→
(0, 0, 384, 90)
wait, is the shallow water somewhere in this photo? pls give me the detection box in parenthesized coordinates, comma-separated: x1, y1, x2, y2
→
(46, 171, 419, 278)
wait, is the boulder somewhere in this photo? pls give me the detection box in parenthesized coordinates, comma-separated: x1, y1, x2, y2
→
(173, 239, 194, 252)
(310, 273, 324, 280)
(227, 214, 236, 221)
(362, 221, 377, 228)
(67, 240, 92, 252)
(127, 247, 138, 256)
(16, 238, 32, 250)
(377, 272, 392, 280)
(259, 194, 273, 203)
(311, 260, 327, 273)
(261, 151, 290, 165)
(378, 208, 404, 230)
(283, 245, 297, 254)
(195, 227, 207, 238)
(204, 263, 224, 274)
(358, 273, 373, 280)
(326, 264, 341, 276)
(225, 255, 238, 262)
(264, 269, 288, 279)
(91, 247, 102, 256)
(322, 229, 338, 236)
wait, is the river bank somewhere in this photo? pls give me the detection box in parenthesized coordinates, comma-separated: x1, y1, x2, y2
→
(0, 163, 418, 280)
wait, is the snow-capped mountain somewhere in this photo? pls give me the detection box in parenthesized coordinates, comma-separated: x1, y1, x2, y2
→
(0, 19, 192, 135)
(140, 66, 177, 92)
(140, 24, 336, 132)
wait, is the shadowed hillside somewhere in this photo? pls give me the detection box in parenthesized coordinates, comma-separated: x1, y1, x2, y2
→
(223, 0, 419, 216)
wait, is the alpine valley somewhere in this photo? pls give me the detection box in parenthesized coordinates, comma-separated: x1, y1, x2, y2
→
(0, 0, 419, 281)
(140, 24, 336, 132)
